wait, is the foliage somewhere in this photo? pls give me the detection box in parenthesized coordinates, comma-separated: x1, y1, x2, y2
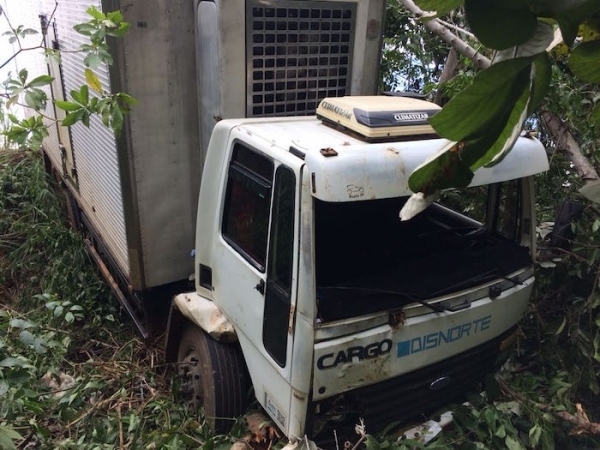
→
(0, 5, 135, 146)
(0, 149, 255, 449)
(399, 0, 600, 218)
(381, 1, 451, 93)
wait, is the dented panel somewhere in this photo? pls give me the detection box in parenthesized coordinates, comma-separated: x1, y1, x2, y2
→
(311, 279, 534, 401)
(173, 292, 237, 342)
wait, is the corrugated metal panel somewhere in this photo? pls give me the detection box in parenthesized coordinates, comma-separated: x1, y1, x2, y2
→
(41, 0, 130, 277)
(4, 2, 128, 279)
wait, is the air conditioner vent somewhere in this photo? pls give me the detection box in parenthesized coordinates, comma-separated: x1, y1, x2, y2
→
(247, 0, 356, 117)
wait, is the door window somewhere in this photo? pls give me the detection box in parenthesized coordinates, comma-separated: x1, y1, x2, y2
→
(263, 166, 296, 366)
(222, 144, 274, 271)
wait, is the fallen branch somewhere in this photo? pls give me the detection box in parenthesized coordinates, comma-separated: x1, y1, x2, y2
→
(500, 380, 600, 435)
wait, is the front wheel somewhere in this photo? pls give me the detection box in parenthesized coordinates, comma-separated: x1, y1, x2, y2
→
(177, 325, 247, 432)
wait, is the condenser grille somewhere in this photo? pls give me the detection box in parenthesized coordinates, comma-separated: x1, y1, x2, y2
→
(246, 1, 356, 117)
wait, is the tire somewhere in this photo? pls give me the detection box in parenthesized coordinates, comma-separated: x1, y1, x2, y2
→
(177, 325, 247, 433)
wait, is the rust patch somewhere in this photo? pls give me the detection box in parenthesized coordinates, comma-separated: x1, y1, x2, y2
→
(288, 304, 296, 334)
(320, 147, 338, 157)
(389, 310, 406, 330)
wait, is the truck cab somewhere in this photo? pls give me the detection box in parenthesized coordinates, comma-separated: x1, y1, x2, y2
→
(166, 95, 549, 440)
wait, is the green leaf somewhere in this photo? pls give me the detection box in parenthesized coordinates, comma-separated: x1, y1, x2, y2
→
(26, 74, 53, 88)
(529, 52, 552, 113)
(476, 72, 531, 169)
(18, 329, 35, 345)
(493, 21, 555, 63)
(24, 89, 47, 110)
(569, 40, 600, 83)
(18, 68, 28, 84)
(111, 104, 124, 135)
(84, 52, 102, 69)
(86, 5, 105, 21)
(429, 57, 533, 141)
(413, 0, 463, 17)
(407, 140, 474, 194)
(0, 424, 22, 450)
(85, 68, 103, 93)
(61, 110, 83, 127)
(118, 93, 138, 105)
(73, 23, 95, 36)
(109, 22, 130, 38)
(505, 435, 525, 450)
(82, 111, 90, 128)
(80, 84, 89, 105)
(465, 0, 537, 50)
(543, 1, 600, 46)
(9, 318, 35, 329)
(55, 100, 83, 112)
(107, 10, 125, 23)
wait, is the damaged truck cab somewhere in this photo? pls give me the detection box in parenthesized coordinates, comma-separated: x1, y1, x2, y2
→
(166, 95, 549, 438)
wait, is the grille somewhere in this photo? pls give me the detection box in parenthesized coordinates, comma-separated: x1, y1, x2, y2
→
(310, 329, 514, 441)
(246, 0, 356, 117)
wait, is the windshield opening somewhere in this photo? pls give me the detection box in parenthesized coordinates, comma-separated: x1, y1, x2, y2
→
(314, 180, 530, 322)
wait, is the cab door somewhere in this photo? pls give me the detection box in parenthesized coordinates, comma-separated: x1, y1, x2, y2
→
(215, 136, 303, 434)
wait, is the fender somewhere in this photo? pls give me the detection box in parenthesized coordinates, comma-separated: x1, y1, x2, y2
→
(164, 292, 237, 361)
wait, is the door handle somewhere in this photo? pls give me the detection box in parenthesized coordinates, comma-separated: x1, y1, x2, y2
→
(255, 279, 265, 295)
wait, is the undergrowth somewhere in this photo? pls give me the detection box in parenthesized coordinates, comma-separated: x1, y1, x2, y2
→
(1, 149, 600, 450)
(0, 149, 249, 449)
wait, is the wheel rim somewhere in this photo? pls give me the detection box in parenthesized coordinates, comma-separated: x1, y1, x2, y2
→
(179, 350, 203, 410)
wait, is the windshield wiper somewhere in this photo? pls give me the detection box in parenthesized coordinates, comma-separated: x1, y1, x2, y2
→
(317, 286, 447, 313)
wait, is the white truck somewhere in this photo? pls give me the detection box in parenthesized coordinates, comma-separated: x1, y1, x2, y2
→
(17, 0, 549, 442)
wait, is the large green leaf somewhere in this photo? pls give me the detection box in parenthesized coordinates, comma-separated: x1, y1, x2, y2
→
(429, 57, 534, 141)
(493, 21, 555, 63)
(529, 52, 552, 113)
(477, 73, 531, 169)
(465, 0, 537, 50)
(413, 0, 462, 17)
(569, 40, 600, 83)
(536, 0, 600, 45)
(408, 61, 533, 196)
(407, 140, 475, 194)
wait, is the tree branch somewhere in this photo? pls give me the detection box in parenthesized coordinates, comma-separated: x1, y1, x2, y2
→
(541, 111, 599, 181)
(397, 0, 600, 182)
(398, 0, 490, 70)
(434, 47, 458, 105)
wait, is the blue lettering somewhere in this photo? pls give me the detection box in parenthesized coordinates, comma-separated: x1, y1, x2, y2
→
(425, 333, 438, 350)
(411, 337, 423, 354)
(397, 340, 410, 357)
(481, 315, 491, 331)
(395, 316, 494, 358)
(461, 323, 471, 336)
(449, 326, 462, 342)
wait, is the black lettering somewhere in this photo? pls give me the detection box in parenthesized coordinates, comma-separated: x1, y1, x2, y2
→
(347, 346, 364, 361)
(333, 351, 348, 366)
(317, 353, 334, 370)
